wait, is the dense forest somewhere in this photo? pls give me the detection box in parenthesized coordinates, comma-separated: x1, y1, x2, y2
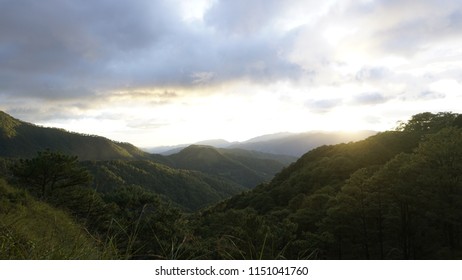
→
(1, 111, 462, 259)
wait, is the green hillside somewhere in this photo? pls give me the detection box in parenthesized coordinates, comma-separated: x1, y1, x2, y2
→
(192, 112, 462, 259)
(0, 111, 149, 160)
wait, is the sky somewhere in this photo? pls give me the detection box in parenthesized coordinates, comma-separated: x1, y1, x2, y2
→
(1, 0, 462, 148)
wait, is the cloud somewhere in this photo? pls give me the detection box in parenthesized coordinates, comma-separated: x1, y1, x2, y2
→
(344, 0, 462, 56)
(191, 72, 215, 85)
(418, 91, 446, 100)
(351, 92, 389, 105)
(0, 0, 177, 99)
(2, 0, 460, 99)
(107, 90, 179, 106)
(0, 0, 303, 105)
(125, 119, 168, 130)
(204, 0, 284, 35)
(356, 67, 391, 82)
(305, 98, 343, 113)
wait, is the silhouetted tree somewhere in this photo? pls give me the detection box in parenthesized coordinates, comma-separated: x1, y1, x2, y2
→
(12, 150, 91, 198)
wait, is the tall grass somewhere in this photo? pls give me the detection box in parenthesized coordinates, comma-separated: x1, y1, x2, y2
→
(0, 179, 103, 259)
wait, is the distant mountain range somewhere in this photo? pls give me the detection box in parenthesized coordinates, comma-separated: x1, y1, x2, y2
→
(147, 130, 377, 157)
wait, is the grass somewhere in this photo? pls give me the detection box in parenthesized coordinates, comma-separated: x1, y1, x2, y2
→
(0, 179, 104, 259)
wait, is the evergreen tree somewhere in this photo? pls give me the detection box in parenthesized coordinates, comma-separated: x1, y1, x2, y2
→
(12, 150, 91, 198)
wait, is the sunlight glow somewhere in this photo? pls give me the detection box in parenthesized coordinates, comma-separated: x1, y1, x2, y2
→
(323, 26, 357, 45)
(177, 0, 214, 22)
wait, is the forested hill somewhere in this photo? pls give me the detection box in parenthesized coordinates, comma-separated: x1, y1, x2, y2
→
(0, 111, 150, 160)
(82, 159, 245, 211)
(166, 145, 293, 188)
(194, 112, 462, 259)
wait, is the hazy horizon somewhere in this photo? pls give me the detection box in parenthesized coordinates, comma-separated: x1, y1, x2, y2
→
(1, 0, 461, 147)
(1, 107, 380, 150)
(142, 129, 379, 150)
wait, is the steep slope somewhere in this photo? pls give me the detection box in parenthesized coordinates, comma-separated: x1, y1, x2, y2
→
(0, 111, 150, 160)
(167, 145, 291, 188)
(0, 111, 21, 138)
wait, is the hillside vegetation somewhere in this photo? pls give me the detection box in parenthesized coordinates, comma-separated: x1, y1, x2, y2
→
(192, 112, 462, 259)
(83, 159, 244, 211)
(2, 111, 462, 259)
(1, 153, 193, 259)
(0, 179, 102, 259)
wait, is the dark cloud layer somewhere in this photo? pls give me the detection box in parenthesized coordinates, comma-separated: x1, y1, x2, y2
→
(0, 0, 171, 98)
(0, 0, 302, 102)
(204, 0, 284, 35)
